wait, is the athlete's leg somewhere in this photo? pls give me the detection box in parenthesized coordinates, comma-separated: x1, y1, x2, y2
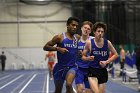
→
(53, 63, 64, 93)
(88, 77, 99, 93)
(84, 88, 93, 93)
(98, 68, 108, 93)
(76, 84, 84, 93)
(84, 80, 92, 93)
(76, 84, 92, 93)
(65, 69, 76, 93)
(54, 80, 64, 93)
(48, 63, 51, 79)
(75, 68, 85, 93)
(50, 62, 54, 79)
(99, 83, 105, 93)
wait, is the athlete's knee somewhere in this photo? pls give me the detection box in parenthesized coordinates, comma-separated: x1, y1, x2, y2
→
(76, 86, 84, 93)
(66, 82, 73, 87)
(54, 85, 63, 93)
(92, 89, 99, 93)
(77, 89, 84, 93)
(66, 84, 74, 93)
(66, 79, 74, 88)
(84, 89, 93, 93)
(54, 88, 62, 93)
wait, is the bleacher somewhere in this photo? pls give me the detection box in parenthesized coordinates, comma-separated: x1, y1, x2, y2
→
(110, 53, 138, 82)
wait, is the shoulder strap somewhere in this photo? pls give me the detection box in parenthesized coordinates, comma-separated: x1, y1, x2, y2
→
(62, 32, 66, 39)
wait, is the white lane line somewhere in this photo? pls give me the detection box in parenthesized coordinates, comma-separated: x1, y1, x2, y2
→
(10, 73, 33, 93)
(45, 72, 75, 93)
(0, 75, 11, 81)
(0, 75, 23, 90)
(42, 71, 48, 93)
(46, 73, 49, 93)
(73, 86, 77, 93)
(19, 74, 37, 93)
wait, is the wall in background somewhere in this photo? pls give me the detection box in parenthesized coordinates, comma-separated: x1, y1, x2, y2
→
(0, 1, 71, 70)
(0, 48, 57, 70)
(0, 1, 72, 47)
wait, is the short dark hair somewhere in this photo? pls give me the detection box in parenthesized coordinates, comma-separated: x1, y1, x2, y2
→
(93, 22, 107, 32)
(67, 17, 80, 26)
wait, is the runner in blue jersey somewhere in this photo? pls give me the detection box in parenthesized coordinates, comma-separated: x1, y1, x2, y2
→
(82, 22, 118, 93)
(43, 17, 80, 93)
(75, 21, 93, 93)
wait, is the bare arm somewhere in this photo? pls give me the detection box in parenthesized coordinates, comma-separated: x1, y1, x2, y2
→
(106, 40, 118, 64)
(82, 39, 94, 61)
(43, 34, 69, 54)
(99, 40, 118, 67)
(43, 35, 62, 51)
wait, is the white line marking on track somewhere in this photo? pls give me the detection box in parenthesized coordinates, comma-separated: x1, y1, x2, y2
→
(10, 73, 33, 93)
(0, 75, 23, 90)
(0, 75, 11, 81)
(42, 71, 47, 93)
(19, 74, 37, 93)
(73, 86, 77, 93)
(46, 73, 49, 93)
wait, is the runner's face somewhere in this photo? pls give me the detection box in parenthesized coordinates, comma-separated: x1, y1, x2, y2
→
(94, 27, 104, 39)
(67, 20, 79, 35)
(81, 24, 91, 36)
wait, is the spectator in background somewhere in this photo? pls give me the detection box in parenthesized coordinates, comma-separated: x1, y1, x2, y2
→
(126, 50, 131, 58)
(119, 45, 126, 77)
(0, 51, 7, 71)
(45, 51, 56, 80)
(135, 44, 140, 91)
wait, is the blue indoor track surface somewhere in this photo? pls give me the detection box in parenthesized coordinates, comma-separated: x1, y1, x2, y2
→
(0, 69, 139, 93)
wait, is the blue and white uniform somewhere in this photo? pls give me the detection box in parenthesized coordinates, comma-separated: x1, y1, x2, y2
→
(75, 36, 92, 88)
(88, 38, 109, 84)
(53, 32, 78, 83)
(90, 38, 109, 68)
